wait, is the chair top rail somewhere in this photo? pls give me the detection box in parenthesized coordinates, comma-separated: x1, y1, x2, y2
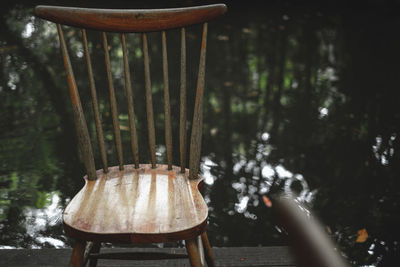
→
(34, 4, 227, 32)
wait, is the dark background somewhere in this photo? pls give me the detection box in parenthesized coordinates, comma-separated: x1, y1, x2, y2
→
(1, 0, 400, 266)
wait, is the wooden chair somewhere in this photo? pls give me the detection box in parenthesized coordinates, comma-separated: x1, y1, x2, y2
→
(34, 4, 227, 267)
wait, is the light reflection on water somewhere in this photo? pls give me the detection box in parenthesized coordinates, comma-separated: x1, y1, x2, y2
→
(230, 132, 315, 218)
(372, 134, 396, 166)
(24, 193, 64, 248)
(0, 193, 65, 249)
(202, 157, 218, 186)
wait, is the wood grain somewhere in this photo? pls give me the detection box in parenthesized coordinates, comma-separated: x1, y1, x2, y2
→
(121, 33, 140, 169)
(102, 32, 124, 170)
(185, 238, 204, 267)
(63, 164, 208, 243)
(69, 240, 86, 267)
(189, 23, 207, 180)
(34, 5, 227, 33)
(142, 33, 157, 168)
(82, 29, 108, 173)
(162, 31, 173, 170)
(179, 27, 187, 173)
(201, 232, 216, 267)
(57, 24, 97, 180)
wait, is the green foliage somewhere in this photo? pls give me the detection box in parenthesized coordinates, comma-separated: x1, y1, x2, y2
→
(34, 191, 51, 209)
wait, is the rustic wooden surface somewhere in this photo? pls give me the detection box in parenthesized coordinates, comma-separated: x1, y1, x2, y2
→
(142, 33, 157, 169)
(179, 27, 187, 173)
(0, 247, 295, 267)
(201, 232, 217, 267)
(162, 30, 173, 170)
(69, 240, 85, 266)
(56, 24, 97, 180)
(102, 32, 124, 171)
(121, 33, 140, 169)
(82, 29, 108, 173)
(189, 23, 207, 180)
(63, 164, 208, 243)
(185, 238, 204, 267)
(34, 5, 227, 33)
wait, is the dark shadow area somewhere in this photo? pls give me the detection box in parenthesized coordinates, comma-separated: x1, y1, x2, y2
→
(1, 0, 400, 266)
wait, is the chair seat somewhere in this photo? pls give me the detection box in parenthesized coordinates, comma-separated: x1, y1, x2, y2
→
(63, 164, 208, 243)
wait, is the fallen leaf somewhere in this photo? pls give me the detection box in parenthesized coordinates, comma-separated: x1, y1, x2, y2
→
(224, 81, 233, 87)
(119, 125, 129, 131)
(355, 228, 368, 243)
(326, 226, 332, 234)
(262, 195, 272, 208)
(217, 35, 229, 41)
(210, 128, 218, 136)
(242, 28, 252, 34)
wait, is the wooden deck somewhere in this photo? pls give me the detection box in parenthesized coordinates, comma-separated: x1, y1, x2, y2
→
(0, 246, 294, 266)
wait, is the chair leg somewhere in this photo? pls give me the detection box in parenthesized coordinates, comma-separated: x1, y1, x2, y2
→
(197, 235, 206, 266)
(89, 242, 101, 267)
(185, 238, 204, 267)
(69, 240, 86, 267)
(201, 232, 216, 267)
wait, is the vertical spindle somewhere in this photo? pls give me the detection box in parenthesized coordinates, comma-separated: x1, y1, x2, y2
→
(142, 33, 157, 168)
(57, 24, 97, 180)
(82, 29, 108, 173)
(121, 33, 140, 169)
(102, 32, 124, 170)
(179, 28, 187, 173)
(162, 31, 173, 170)
(189, 23, 208, 180)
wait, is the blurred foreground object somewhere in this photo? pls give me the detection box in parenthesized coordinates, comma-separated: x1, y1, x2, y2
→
(273, 195, 350, 267)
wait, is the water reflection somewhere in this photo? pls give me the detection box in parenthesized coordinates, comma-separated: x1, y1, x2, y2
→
(24, 193, 65, 248)
(1, 1, 400, 266)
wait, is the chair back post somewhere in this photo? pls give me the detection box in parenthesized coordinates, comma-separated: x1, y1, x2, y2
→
(57, 24, 97, 180)
(82, 28, 108, 173)
(121, 33, 140, 169)
(103, 32, 124, 171)
(162, 31, 173, 170)
(142, 33, 157, 169)
(179, 27, 187, 174)
(189, 23, 208, 180)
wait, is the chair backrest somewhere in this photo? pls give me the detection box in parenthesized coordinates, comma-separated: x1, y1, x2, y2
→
(34, 5, 227, 181)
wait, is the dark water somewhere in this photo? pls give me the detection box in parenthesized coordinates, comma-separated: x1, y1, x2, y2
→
(1, 1, 400, 266)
